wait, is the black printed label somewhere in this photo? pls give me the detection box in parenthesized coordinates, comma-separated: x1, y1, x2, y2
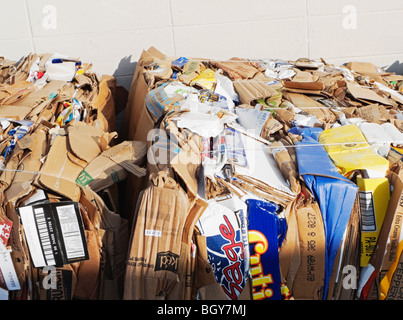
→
(155, 251, 179, 273)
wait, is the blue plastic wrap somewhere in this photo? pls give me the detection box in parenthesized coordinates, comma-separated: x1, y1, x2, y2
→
(293, 127, 359, 299)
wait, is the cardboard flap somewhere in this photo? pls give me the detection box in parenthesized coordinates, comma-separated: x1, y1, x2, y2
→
(72, 229, 100, 300)
(170, 148, 201, 198)
(38, 135, 82, 201)
(233, 80, 277, 105)
(283, 69, 324, 91)
(76, 140, 147, 191)
(68, 122, 104, 163)
(369, 172, 403, 272)
(0, 80, 34, 105)
(292, 70, 319, 82)
(104, 140, 147, 164)
(283, 81, 325, 91)
(74, 73, 93, 88)
(100, 132, 118, 151)
(67, 151, 88, 168)
(146, 46, 167, 60)
(283, 91, 336, 122)
(92, 77, 116, 132)
(346, 62, 391, 77)
(292, 194, 326, 300)
(278, 198, 300, 290)
(346, 81, 392, 106)
(117, 161, 147, 177)
(211, 58, 259, 80)
(0, 105, 32, 120)
(182, 198, 208, 245)
(123, 183, 190, 300)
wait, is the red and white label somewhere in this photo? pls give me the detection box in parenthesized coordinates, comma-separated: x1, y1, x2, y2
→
(0, 217, 12, 246)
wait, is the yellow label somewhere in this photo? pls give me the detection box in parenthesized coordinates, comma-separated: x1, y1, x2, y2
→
(319, 124, 390, 177)
(190, 68, 216, 90)
(357, 177, 390, 267)
(380, 240, 403, 300)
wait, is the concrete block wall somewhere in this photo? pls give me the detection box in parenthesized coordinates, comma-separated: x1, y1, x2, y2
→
(1, 0, 403, 90)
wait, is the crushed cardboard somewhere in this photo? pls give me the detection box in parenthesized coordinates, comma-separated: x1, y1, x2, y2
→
(0, 52, 147, 300)
(3, 46, 403, 301)
(121, 47, 403, 301)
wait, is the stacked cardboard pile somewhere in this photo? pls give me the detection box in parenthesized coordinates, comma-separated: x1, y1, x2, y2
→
(3, 47, 403, 301)
(121, 47, 403, 300)
(0, 53, 147, 300)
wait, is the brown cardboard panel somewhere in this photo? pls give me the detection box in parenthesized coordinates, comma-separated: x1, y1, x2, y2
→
(38, 135, 82, 201)
(283, 91, 336, 123)
(0, 105, 32, 120)
(283, 81, 324, 91)
(211, 58, 260, 81)
(346, 81, 393, 106)
(233, 80, 277, 105)
(77, 140, 147, 192)
(123, 173, 190, 300)
(292, 193, 326, 300)
(68, 122, 105, 163)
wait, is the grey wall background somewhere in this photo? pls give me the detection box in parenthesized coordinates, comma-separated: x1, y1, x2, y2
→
(1, 0, 403, 90)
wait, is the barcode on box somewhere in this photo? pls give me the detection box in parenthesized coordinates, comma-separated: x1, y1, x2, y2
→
(34, 208, 56, 266)
(359, 191, 377, 232)
(19, 206, 48, 267)
(19, 201, 89, 268)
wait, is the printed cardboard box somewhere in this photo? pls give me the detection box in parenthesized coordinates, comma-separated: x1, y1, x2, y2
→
(123, 172, 190, 300)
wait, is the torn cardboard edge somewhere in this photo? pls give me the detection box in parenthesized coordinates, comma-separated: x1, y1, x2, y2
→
(76, 140, 147, 192)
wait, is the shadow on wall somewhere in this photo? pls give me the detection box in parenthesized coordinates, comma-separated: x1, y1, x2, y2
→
(111, 56, 138, 221)
(112, 55, 137, 140)
(113, 55, 137, 90)
(386, 60, 403, 75)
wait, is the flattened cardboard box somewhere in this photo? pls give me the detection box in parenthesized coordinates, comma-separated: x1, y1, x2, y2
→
(383, 241, 403, 300)
(123, 173, 190, 300)
(76, 140, 147, 192)
(346, 81, 392, 106)
(38, 121, 110, 201)
(292, 192, 326, 300)
(177, 197, 208, 300)
(37, 135, 82, 201)
(193, 233, 252, 300)
(358, 172, 403, 300)
(18, 201, 89, 268)
(81, 188, 130, 300)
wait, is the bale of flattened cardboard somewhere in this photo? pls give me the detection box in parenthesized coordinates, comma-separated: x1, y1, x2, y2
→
(0, 53, 147, 300)
(121, 46, 403, 301)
